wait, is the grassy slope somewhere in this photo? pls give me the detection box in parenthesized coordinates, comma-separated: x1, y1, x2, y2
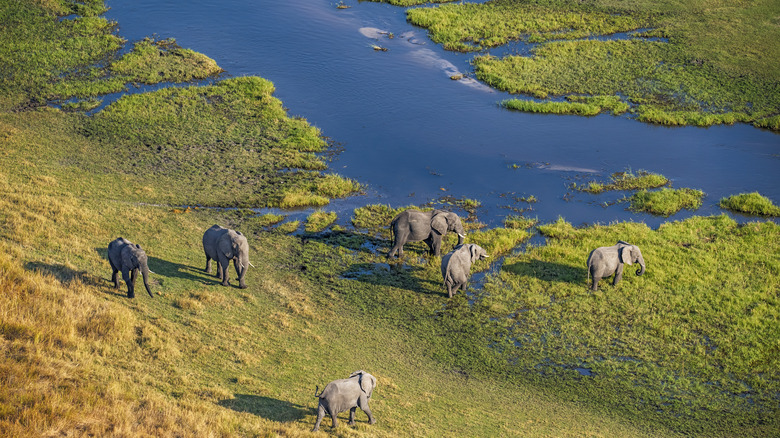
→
(407, 0, 780, 128)
(2, 1, 779, 437)
(0, 109, 661, 436)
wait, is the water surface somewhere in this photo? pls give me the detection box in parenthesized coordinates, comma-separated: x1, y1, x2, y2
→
(104, 0, 779, 227)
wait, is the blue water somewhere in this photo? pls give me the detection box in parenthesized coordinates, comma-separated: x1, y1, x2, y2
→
(104, 0, 780, 228)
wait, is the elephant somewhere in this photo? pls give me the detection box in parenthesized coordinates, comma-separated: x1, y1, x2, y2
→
(586, 240, 646, 291)
(107, 237, 154, 299)
(312, 370, 377, 432)
(202, 224, 251, 289)
(441, 244, 489, 298)
(387, 209, 465, 258)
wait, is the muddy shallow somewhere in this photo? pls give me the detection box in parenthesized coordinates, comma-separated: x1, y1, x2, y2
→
(105, 0, 779, 227)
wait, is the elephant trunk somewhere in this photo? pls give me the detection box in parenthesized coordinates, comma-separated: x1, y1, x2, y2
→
(455, 221, 465, 246)
(141, 268, 154, 298)
(636, 257, 646, 276)
(238, 255, 248, 289)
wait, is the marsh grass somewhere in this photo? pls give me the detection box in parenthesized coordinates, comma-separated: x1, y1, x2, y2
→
(629, 188, 704, 216)
(81, 77, 358, 207)
(504, 216, 538, 231)
(504, 94, 631, 115)
(408, 0, 780, 129)
(305, 211, 337, 233)
(574, 170, 670, 194)
(476, 215, 780, 435)
(407, 1, 643, 52)
(110, 37, 223, 84)
(719, 192, 780, 217)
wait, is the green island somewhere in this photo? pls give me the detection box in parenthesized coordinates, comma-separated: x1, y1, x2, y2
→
(720, 192, 780, 217)
(1, 1, 779, 437)
(405, 0, 780, 129)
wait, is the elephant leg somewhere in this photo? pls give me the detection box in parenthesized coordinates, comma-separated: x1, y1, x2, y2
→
(362, 405, 376, 425)
(348, 406, 357, 425)
(613, 264, 624, 286)
(205, 256, 211, 274)
(423, 236, 435, 255)
(387, 239, 404, 258)
(591, 276, 601, 291)
(447, 284, 453, 299)
(430, 236, 442, 256)
(122, 269, 134, 298)
(312, 404, 326, 432)
(330, 411, 339, 428)
(111, 267, 119, 289)
(219, 258, 230, 286)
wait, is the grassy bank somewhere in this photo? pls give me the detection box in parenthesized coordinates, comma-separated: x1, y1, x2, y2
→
(406, 0, 780, 129)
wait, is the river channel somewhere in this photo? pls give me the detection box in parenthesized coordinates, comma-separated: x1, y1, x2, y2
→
(104, 0, 779, 228)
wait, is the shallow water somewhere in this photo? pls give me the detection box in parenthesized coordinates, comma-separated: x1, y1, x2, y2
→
(104, 0, 779, 228)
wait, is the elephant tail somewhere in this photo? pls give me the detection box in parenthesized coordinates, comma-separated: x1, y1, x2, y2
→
(314, 385, 322, 398)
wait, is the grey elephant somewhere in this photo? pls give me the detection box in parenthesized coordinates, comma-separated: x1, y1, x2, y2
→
(387, 209, 465, 258)
(107, 237, 154, 299)
(586, 240, 646, 291)
(441, 244, 489, 298)
(312, 370, 377, 432)
(202, 224, 251, 289)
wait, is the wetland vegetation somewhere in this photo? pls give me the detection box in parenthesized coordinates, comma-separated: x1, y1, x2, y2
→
(720, 192, 780, 217)
(406, 0, 780, 129)
(1, 0, 778, 437)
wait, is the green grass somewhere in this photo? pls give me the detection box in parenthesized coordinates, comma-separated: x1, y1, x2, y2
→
(719, 192, 780, 217)
(305, 211, 338, 233)
(407, 0, 644, 52)
(629, 188, 705, 216)
(502, 95, 630, 116)
(481, 215, 780, 435)
(574, 170, 670, 194)
(2, 1, 779, 437)
(504, 215, 538, 230)
(406, 0, 780, 129)
(110, 37, 223, 84)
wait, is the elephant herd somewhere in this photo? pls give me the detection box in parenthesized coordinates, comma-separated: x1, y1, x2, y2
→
(106, 210, 645, 432)
(107, 224, 251, 298)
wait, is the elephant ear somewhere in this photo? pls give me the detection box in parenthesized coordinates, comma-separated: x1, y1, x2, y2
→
(619, 246, 633, 265)
(431, 213, 447, 235)
(349, 370, 368, 393)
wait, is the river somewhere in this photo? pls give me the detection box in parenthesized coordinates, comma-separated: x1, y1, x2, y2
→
(104, 0, 780, 228)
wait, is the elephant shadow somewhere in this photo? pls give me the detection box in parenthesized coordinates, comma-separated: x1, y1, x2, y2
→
(218, 394, 312, 422)
(343, 262, 444, 297)
(146, 256, 210, 284)
(24, 261, 107, 289)
(93, 247, 205, 283)
(502, 260, 586, 285)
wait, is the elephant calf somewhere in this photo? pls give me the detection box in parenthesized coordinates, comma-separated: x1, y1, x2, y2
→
(202, 224, 251, 289)
(107, 237, 154, 299)
(587, 240, 646, 291)
(441, 244, 489, 298)
(313, 370, 377, 432)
